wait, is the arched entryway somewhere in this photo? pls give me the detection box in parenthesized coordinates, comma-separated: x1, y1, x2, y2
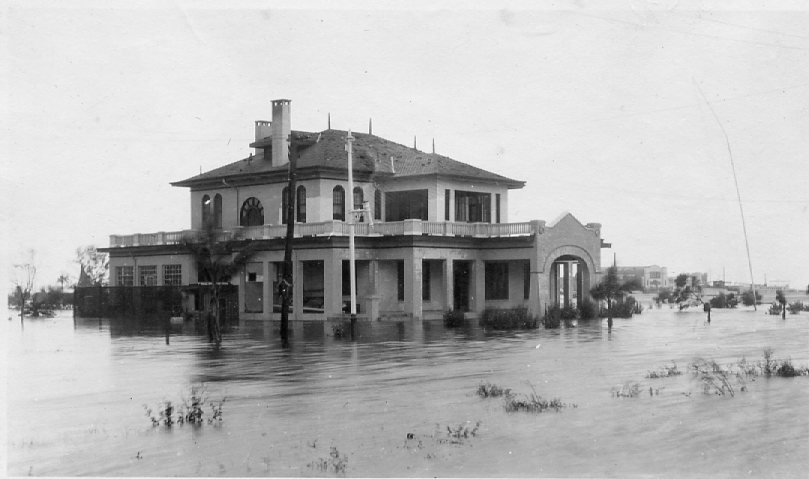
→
(549, 255, 591, 308)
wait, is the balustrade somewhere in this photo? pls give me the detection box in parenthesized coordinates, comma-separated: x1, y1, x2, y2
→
(108, 220, 540, 247)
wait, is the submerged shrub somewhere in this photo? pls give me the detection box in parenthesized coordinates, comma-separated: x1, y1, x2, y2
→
(476, 382, 511, 398)
(307, 446, 348, 475)
(480, 307, 538, 330)
(502, 383, 574, 413)
(578, 299, 597, 319)
(143, 384, 225, 427)
(542, 305, 561, 329)
(646, 361, 682, 379)
(787, 301, 804, 315)
(611, 382, 642, 398)
(443, 310, 465, 328)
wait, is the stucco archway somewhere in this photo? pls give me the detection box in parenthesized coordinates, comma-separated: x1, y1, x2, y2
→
(542, 245, 598, 308)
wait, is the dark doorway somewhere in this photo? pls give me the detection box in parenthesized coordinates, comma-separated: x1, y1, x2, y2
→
(453, 260, 471, 312)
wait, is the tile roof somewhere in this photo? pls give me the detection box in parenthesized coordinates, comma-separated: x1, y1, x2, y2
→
(172, 129, 524, 188)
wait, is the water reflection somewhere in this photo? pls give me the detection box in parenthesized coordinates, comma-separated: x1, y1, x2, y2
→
(6, 309, 809, 477)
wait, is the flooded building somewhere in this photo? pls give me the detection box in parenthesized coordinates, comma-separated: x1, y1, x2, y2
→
(103, 99, 605, 321)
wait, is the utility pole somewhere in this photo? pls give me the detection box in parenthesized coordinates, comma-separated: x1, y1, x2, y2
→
(346, 130, 357, 329)
(280, 135, 297, 345)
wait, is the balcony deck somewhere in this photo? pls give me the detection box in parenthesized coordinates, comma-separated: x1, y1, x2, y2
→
(108, 219, 548, 248)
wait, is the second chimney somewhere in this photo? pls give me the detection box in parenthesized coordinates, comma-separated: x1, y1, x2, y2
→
(271, 99, 291, 166)
(254, 120, 271, 159)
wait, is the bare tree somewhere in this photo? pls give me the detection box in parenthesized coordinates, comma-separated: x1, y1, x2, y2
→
(590, 266, 637, 329)
(11, 250, 37, 321)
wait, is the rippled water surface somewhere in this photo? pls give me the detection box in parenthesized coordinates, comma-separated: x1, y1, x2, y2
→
(6, 308, 809, 477)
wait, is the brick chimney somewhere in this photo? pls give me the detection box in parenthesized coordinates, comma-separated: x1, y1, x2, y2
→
(254, 120, 271, 158)
(271, 99, 291, 166)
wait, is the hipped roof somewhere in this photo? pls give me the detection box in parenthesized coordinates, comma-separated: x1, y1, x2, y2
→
(172, 129, 524, 189)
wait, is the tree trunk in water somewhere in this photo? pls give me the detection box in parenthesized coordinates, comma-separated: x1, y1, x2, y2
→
(211, 290, 222, 346)
(782, 303, 786, 319)
(607, 299, 613, 329)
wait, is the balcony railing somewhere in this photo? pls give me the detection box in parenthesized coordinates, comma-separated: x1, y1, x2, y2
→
(108, 220, 546, 248)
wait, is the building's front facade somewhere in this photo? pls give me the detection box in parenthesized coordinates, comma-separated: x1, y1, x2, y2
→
(103, 99, 605, 321)
(616, 265, 668, 291)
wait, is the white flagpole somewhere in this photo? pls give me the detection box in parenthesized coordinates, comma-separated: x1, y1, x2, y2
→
(346, 130, 357, 317)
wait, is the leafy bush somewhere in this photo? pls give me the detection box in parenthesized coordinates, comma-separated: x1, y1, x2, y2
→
(578, 298, 597, 319)
(443, 310, 465, 328)
(542, 305, 561, 329)
(709, 292, 738, 309)
(479, 307, 538, 330)
(787, 301, 804, 314)
(767, 302, 782, 315)
(476, 383, 511, 398)
(503, 383, 574, 413)
(741, 289, 761, 306)
(560, 305, 578, 320)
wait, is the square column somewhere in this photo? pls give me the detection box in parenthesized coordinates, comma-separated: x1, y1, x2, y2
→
(324, 252, 343, 318)
(404, 253, 423, 320)
(443, 260, 454, 312)
(473, 259, 486, 313)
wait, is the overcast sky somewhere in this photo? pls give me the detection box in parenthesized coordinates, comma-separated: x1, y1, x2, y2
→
(4, 0, 809, 294)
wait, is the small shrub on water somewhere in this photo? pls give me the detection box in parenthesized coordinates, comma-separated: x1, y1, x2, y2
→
(479, 307, 538, 330)
(787, 301, 804, 315)
(307, 446, 348, 475)
(143, 384, 225, 428)
(611, 382, 642, 398)
(502, 383, 574, 413)
(646, 361, 682, 379)
(476, 382, 511, 398)
(542, 305, 561, 329)
(578, 299, 598, 319)
(443, 310, 465, 328)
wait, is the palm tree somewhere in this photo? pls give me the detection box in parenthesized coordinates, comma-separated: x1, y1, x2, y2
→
(57, 273, 71, 307)
(182, 221, 257, 347)
(590, 266, 635, 329)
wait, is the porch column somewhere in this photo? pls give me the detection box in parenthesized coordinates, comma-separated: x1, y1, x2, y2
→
(365, 260, 380, 320)
(293, 257, 303, 321)
(405, 252, 423, 320)
(529, 255, 541, 318)
(473, 259, 486, 313)
(323, 251, 342, 319)
(563, 262, 570, 308)
(262, 261, 271, 316)
(444, 259, 454, 312)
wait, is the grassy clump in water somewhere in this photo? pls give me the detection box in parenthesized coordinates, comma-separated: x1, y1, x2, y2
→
(690, 359, 740, 397)
(439, 421, 481, 444)
(143, 384, 225, 427)
(476, 382, 511, 398)
(479, 307, 538, 330)
(646, 361, 683, 379)
(307, 446, 348, 475)
(611, 382, 642, 398)
(503, 383, 574, 413)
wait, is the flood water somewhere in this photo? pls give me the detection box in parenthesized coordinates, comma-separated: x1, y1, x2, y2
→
(5, 308, 809, 477)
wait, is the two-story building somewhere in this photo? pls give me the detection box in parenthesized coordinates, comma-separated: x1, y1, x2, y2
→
(103, 99, 605, 321)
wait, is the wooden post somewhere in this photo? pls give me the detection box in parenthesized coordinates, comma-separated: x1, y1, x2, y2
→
(280, 135, 297, 345)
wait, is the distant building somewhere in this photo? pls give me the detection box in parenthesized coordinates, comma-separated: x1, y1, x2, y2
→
(100, 99, 607, 321)
(616, 265, 668, 291)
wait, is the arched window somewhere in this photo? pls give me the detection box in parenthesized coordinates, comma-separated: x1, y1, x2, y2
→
(332, 186, 345, 221)
(213, 194, 222, 228)
(374, 188, 382, 221)
(296, 185, 306, 223)
(240, 197, 264, 226)
(353, 187, 364, 222)
(201, 195, 211, 226)
(281, 187, 290, 225)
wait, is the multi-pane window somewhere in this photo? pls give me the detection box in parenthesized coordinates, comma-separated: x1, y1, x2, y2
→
(139, 265, 158, 286)
(296, 185, 306, 223)
(455, 191, 491, 223)
(485, 262, 509, 300)
(385, 190, 428, 221)
(163, 264, 182, 286)
(240, 197, 264, 226)
(333, 186, 345, 221)
(282, 187, 290, 224)
(213, 194, 222, 228)
(116, 266, 134, 286)
(201, 195, 212, 225)
(374, 189, 382, 220)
